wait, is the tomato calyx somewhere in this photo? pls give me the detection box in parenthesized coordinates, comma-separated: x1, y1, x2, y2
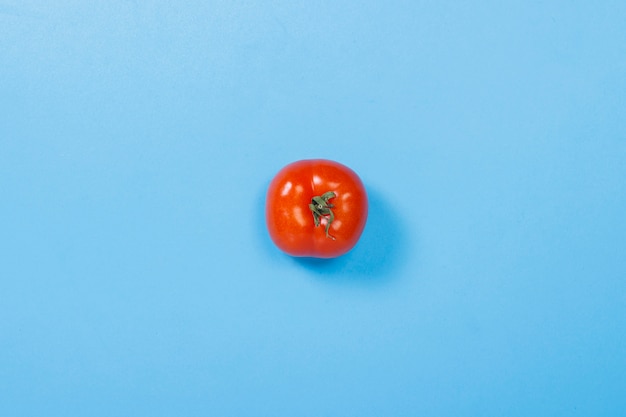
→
(309, 191, 337, 240)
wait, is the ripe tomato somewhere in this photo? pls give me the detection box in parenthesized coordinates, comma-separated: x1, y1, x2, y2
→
(266, 159, 368, 258)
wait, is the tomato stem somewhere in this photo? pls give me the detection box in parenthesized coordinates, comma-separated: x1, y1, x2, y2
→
(309, 191, 337, 240)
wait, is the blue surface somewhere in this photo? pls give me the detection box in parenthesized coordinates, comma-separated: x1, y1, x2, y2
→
(2, 1, 626, 416)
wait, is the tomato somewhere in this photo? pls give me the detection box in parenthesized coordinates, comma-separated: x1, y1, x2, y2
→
(266, 159, 368, 258)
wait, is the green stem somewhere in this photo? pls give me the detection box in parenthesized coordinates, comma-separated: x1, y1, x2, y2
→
(308, 191, 337, 240)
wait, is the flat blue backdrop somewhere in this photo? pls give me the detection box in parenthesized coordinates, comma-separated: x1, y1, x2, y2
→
(2, 1, 625, 416)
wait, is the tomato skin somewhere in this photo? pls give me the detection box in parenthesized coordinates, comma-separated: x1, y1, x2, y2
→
(266, 159, 368, 258)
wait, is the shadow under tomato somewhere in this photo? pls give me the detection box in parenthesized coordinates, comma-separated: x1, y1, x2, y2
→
(256, 183, 411, 284)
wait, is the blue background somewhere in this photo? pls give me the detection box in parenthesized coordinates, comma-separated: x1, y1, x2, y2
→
(2, 1, 626, 416)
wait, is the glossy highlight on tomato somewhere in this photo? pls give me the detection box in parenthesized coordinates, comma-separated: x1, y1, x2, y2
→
(266, 159, 368, 258)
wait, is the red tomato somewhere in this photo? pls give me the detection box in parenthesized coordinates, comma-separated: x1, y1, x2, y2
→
(266, 159, 368, 258)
